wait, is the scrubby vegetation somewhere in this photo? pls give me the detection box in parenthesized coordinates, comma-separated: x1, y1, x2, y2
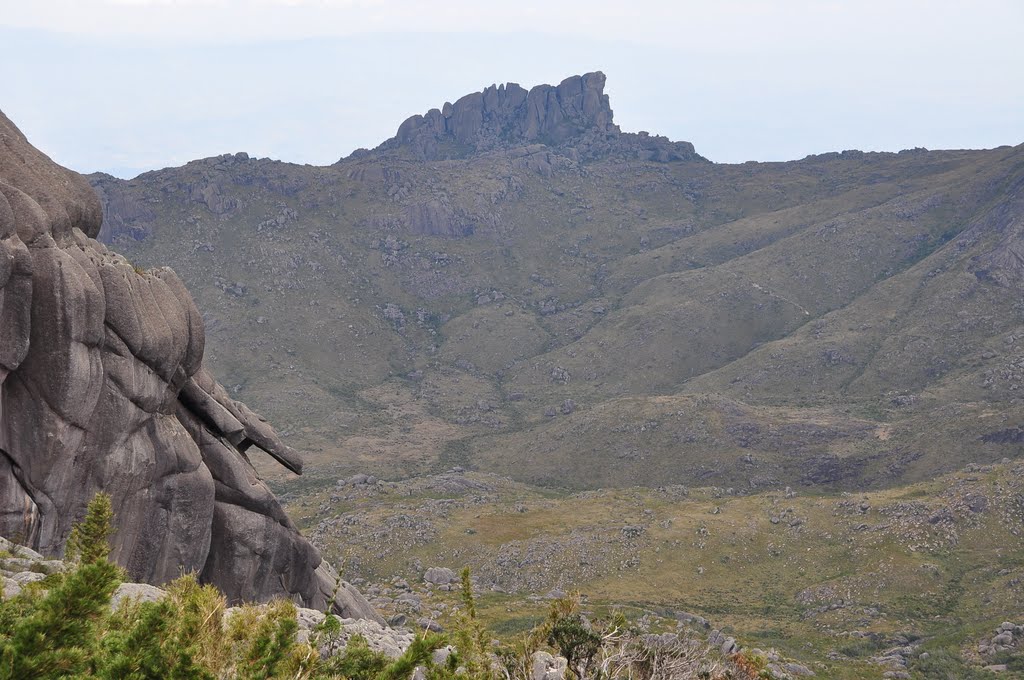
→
(299, 460, 1024, 678)
(1, 496, 785, 679)
(0, 495, 440, 680)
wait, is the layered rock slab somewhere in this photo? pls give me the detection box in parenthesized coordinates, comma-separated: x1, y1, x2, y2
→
(0, 110, 378, 621)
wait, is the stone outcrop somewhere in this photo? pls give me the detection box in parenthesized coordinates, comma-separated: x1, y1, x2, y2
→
(375, 72, 701, 163)
(0, 110, 380, 622)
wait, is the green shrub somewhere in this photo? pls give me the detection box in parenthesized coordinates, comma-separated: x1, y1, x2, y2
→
(0, 493, 122, 679)
(65, 492, 116, 566)
(548, 614, 601, 678)
(0, 559, 121, 679)
(97, 596, 212, 679)
(910, 649, 991, 679)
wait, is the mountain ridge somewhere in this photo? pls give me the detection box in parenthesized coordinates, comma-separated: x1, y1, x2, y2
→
(361, 71, 703, 164)
(85, 74, 1024, 499)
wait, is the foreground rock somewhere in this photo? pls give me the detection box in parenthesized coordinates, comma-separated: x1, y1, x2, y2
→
(295, 608, 416, 659)
(0, 111, 378, 620)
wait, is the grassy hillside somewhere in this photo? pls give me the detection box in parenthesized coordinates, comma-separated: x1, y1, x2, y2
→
(91, 139, 1024, 494)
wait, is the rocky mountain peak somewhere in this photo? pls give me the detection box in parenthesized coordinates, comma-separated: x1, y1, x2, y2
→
(374, 72, 700, 163)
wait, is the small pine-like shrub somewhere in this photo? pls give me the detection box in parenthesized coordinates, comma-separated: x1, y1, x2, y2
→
(98, 596, 213, 679)
(0, 493, 123, 680)
(0, 560, 122, 679)
(65, 492, 116, 566)
(230, 599, 301, 680)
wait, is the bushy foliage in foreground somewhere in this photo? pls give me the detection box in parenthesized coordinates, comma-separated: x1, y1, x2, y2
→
(437, 568, 770, 680)
(0, 495, 443, 680)
(0, 495, 773, 679)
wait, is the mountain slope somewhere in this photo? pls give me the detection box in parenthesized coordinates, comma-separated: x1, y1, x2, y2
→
(88, 73, 1024, 496)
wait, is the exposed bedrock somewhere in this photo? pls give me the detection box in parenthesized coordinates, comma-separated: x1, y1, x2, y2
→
(377, 71, 701, 163)
(0, 110, 379, 622)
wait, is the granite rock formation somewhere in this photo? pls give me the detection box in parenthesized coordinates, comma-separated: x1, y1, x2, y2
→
(375, 71, 701, 163)
(0, 110, 380, 622)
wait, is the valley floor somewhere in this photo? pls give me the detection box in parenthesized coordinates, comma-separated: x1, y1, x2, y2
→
(278, 460, 1024, 678)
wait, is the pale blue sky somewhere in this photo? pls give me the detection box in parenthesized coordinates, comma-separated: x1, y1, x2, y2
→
(1, 0, 1021, 178)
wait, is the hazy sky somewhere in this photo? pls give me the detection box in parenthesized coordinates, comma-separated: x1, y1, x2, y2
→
(1, 0, 1021, 177)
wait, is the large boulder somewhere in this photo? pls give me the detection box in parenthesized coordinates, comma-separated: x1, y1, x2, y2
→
(0, 110, 380, 622)
(423, 567, 457, 586)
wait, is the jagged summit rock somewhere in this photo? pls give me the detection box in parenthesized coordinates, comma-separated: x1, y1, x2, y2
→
(395, 72, 614, 150)
(0, 110, 380, 623)
(374, 71, 701, 163)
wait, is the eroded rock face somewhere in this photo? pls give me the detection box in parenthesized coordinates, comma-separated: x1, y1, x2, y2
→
(0, 110, 380, 622)
(377, 71, 701, 163)
(393, 72, 613, 154)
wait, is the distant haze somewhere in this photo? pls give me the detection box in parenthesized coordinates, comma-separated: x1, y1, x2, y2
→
(1, 0, 1021, 178)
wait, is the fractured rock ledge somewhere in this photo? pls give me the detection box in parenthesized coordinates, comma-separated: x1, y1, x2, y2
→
(0, 110, 380, 622)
